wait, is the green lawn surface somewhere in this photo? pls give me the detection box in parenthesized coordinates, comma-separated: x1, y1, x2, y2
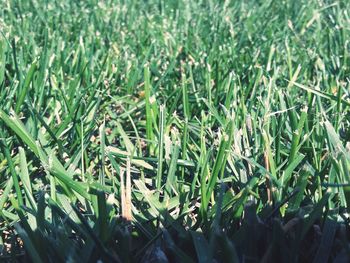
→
(0, 0, 350, 262)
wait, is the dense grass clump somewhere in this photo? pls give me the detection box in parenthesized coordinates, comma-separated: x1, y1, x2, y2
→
(1, 0, 350, 262)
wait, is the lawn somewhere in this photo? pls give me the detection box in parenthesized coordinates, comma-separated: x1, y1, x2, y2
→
(1, 0, 350, 262)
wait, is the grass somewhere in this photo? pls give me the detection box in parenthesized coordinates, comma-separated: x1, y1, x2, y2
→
(0, 0, 350, 262)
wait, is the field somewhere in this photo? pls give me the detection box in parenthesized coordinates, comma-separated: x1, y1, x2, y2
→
(1, 0, 350, 262)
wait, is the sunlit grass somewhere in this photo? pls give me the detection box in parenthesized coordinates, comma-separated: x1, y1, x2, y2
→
(1, 0, 350, 262)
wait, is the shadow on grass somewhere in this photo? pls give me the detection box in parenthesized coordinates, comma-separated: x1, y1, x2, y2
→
(1, 195, 350, 263)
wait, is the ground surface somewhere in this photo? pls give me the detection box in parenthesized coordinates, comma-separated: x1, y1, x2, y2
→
(1, 0, 350, 262)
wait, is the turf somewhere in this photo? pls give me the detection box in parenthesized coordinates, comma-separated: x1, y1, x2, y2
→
(0, 0, 350, 262)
